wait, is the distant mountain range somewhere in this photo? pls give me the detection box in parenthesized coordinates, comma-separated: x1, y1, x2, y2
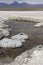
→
(0, 1, 43, 8)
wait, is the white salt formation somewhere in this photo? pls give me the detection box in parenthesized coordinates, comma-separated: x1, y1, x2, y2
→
(11, 33, 29, 43)
(0, 33, 29, 48)
(2, 29, 10, 36)
(0, 22, 9, 28)
(0, 11, 43, 21)
(0, 24, 9, 28)
(5, 45, 43, 65)
(0, 38, 22, 48)
(0, 28, 10, 36)
(0, 19, 10, 37)
(0, 31, 4, 39)
(34, 22, 43, 27)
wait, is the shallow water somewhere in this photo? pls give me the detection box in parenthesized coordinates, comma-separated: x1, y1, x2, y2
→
(0, 20, 43, 64)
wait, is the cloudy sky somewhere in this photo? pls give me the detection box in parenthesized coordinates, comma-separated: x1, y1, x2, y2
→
(0, 0, 43, 4)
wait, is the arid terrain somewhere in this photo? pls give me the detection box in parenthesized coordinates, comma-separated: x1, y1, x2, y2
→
(0, 8, 43, 11)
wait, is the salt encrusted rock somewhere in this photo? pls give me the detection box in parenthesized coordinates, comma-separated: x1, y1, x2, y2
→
(0, 33, 29, 48)
(34, 22, 43, 27)
(2, 29, 10, 36)
(0, 38, 23, 48)
(0, 20, 10, 38)
(5, 45, 43, 65)
(11, 33, 29, 43)
(0, 24, 9, 28)
(0, 28, 10, 36)
(0, 20, 8, 28)
(0, 31, 4, 39)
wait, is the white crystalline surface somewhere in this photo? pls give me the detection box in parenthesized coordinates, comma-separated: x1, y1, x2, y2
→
(0, 11, 43, 21)
(0, 19, 10, 37)
(2, 29, 10, 36)
(5, 45, 43, 65)
(0, 33, 29, 48)
(0, 24, 8, 28)
(11, 33, 29, 43)
(0, 38, 23, 48)
(34, 22, 43, 27)
(0, 28, 10, 36)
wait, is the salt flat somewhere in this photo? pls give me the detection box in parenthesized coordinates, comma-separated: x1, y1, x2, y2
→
(0, 11, 43, 20)
(0, 11, 43, 27)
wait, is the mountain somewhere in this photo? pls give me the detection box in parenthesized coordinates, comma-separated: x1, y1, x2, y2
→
(0, 1, 43, 8)
(8, 1, 31, 8)
(0, 3, 8, 7)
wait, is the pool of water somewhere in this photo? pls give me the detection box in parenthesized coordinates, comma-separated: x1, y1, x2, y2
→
(0, 20, 43, 64)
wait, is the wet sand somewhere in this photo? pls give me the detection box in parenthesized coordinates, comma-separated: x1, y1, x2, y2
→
(0, 20, 43, 64)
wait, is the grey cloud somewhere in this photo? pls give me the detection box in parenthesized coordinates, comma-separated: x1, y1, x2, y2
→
(0, 0, 43, 4)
